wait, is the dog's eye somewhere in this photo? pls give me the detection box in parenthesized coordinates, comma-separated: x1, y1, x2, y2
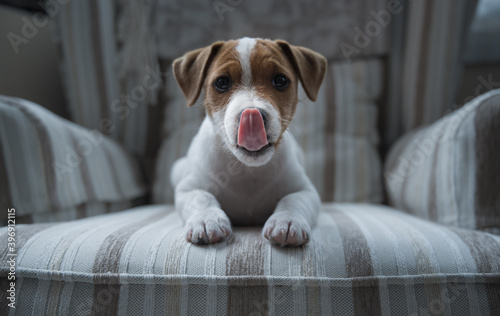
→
(213, 76, 232, 92)
(272, 74, 289, 90)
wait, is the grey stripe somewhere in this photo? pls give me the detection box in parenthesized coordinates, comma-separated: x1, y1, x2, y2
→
(76, 203, 86, 219)
(427, 132, 442, 221)
(0, 140, 12, 221)
(474, 97, 500, 231)
(67, 128, 98, 201)
(100, 144, 125, 198)
(10, 101, 60, 209)
(62, 4, 84, 123)
(413, 0, 432, 129)
(0, 276, 12, 315)
(89, 0, 110, 123)
(0, 223, 56, 263)
(323, 69, 336, 201)
(144, 64, 167, 168)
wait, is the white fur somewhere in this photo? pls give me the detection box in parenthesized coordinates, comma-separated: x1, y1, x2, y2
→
(234, 37, 256, 87)
(212, 89, 281, 167)
(171, 38, 320, 246)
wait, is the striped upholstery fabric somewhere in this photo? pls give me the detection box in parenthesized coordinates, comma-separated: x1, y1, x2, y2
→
(52, 0, 164, 162)
(2, 203, 499, 315)
(382, 0, 478, 147)
(384, 89, 500, 234)
(0, 95, 146, 223)
(154, 0, 389, 61)
(153, 59, 384, 203)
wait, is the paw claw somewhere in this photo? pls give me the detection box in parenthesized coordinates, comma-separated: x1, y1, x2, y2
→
(262, 214, 311, 246)
(185, 210, 232, 245)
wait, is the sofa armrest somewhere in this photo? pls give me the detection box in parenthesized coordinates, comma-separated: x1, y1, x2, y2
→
(384, 89, 500, 234)
(0, 95, 147, 223)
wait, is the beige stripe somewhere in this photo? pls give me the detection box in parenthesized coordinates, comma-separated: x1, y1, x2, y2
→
(306, 283, 320, 315)
(451, 228, 500, 313)
(226, 230, 268, 315)
(329, 211, 382, 315)
(90, 211, 166, 314)
(474, 98, 500, 231)
(46, 281, 64, 315)
(451, 229, 500, 274)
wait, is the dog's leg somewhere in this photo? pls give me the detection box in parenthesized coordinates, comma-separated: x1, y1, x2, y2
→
(175, 176, 232, 244)
(262, 189, 320, 246)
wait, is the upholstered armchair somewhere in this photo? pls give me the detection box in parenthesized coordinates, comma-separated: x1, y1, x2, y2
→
(1, 0, 499, 314)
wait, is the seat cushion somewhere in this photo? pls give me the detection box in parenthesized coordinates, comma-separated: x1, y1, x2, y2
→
(1, 203, 499, 315)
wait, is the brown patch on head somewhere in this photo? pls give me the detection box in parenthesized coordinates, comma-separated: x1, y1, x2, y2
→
(173, 41, 224, 107)
(248, 39, 327, 142)
(202, 40, 240, 117)
(250, 39, 300, 140)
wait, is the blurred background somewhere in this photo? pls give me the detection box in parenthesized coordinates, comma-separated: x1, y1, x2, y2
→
(1, 0, 500, 216)
(1, 0, 499, 119)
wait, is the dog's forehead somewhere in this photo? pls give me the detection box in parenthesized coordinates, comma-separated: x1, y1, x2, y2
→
(234, 37, 257, 86)
(213, 38, 285, 69)
(212, 38, 291, 85)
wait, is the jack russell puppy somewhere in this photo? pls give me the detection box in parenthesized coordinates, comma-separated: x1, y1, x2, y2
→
(171, 37, 327, 246)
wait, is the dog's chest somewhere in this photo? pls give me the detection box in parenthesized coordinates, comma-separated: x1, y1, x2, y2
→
(213, 164, 283, 225)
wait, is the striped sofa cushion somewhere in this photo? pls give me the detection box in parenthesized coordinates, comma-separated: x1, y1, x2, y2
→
(0, 95, 147, 223)
(1, 203, 499, 314)
(384, 89, 500, 234)
(153, 59, 384, 203)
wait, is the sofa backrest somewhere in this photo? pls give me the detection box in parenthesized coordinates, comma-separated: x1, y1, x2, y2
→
(51, 0, 477, 201)
(154, 0, 390, 61)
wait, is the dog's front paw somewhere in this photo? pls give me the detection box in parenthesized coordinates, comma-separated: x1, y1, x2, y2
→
(185, 209, 232, 245)
(262, 213, 311, 246)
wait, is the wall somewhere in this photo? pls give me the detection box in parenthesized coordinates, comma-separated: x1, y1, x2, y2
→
(0, 5, 67, 118)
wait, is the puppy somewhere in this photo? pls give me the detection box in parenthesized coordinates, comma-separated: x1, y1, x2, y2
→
(171, 37, 326, 246)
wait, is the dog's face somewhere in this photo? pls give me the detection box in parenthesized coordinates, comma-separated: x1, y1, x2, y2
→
(173, 38, 327, 166)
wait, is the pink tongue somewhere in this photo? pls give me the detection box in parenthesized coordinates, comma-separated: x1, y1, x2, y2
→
(237, 109, 268, 151)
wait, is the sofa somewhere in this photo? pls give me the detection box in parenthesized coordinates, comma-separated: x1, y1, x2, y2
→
(1, 0, 499, 315)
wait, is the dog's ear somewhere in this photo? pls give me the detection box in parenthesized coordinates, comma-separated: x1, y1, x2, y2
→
(173, 42, 224, 107)
(275, 40, 327, 101)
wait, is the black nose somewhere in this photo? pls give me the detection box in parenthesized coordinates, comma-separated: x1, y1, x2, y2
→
(258, 109, 268, 129)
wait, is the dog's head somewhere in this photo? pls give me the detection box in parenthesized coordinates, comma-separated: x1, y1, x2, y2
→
(173, 38, 327, 167)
